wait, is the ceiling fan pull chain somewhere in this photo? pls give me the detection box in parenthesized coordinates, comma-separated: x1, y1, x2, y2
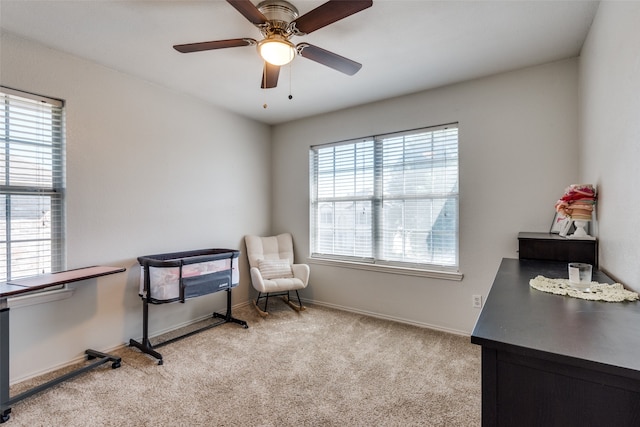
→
(263, 68, 268, 109)
(288, 62, 293, 100)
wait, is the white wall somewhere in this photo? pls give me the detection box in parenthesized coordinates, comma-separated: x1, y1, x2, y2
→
(1, 32, 271, 381)
(1, 20, 602, 381)
(579, 1, 640, 291)
(272, 59, 580, 334)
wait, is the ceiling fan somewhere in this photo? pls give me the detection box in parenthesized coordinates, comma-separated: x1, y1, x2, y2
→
(173, 0, 373, 89)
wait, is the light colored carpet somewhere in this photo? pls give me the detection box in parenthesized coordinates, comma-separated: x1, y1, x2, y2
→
(8, 302, 481, 426)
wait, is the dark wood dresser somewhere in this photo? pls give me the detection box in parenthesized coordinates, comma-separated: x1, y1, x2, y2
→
(518, 232, 598, 267)
(471, 258, 640, 426)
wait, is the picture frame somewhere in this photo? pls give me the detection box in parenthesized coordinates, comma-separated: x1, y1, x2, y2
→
(550, 212, 573, 235)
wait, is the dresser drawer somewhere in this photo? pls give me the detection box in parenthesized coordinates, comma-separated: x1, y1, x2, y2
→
(518, 232, 598, 267)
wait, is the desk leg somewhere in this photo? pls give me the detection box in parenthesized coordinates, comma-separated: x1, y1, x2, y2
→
(0, 298, 122, 424)
(1, 300, 11, 423)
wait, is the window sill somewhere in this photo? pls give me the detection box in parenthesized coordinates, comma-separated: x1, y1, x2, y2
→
(8, 287, 75, 309)
(308, 257, 464, 281)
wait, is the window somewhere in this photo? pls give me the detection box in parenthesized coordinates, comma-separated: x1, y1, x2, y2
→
(0, 87, 65, 281)
(310, 124, 459, 274)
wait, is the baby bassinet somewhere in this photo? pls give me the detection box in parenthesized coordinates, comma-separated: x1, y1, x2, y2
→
(129, 248, 247, 364)
(138, 248, 240, 303)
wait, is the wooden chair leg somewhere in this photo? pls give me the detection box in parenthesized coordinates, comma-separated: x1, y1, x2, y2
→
(282, 291, 306, 312)
(253, 293, 269, 317)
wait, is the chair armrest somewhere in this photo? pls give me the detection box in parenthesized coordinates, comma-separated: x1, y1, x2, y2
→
(249, 266, 267, 292)
(291, 263, 310, 286)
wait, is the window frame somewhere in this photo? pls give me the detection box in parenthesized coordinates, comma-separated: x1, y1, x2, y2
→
(309, 123, 462, 281)
(1, 86, 66, 288)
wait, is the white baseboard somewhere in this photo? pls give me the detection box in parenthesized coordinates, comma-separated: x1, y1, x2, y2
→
(128, 300, 252, 342)
(11, 300, 252, 385)
(303, 298, 470, 337)
(12, 299, 466, 385)
(10, 342, 128, 386)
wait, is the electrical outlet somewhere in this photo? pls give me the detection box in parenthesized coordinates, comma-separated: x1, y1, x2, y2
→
(472, 295, 482, 308)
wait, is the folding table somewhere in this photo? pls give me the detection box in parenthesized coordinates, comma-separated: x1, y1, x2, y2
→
(0, 266, 125, 423)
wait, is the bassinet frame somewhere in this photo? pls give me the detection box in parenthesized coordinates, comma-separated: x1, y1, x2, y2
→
(129, 248, 247, 364)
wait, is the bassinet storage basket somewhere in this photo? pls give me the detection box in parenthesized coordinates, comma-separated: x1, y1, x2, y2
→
(129, 248, 248, 364)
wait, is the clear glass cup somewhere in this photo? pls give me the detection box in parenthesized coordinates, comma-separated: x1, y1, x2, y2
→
(568, 262, 592, 290)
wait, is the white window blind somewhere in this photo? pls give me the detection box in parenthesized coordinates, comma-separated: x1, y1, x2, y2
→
(310, 124, 459, 271)
(0, 87, 66, 281)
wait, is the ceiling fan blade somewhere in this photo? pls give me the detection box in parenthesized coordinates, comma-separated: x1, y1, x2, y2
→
(261, 62, 280, 89)
(226, 0, 268, 25)
(173, 38, 256, 53)
(297, 43, 362, 76)
(292, 0, 372, 34)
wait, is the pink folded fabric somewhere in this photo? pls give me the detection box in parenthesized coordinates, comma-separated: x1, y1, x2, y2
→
(555, 184, 597, 219)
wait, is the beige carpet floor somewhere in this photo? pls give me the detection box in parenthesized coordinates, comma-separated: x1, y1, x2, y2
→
(8, 302, 481, 426)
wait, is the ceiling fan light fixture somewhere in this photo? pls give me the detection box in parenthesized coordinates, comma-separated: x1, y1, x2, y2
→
(258, 35, 296, 66)
(175, 0, 372, 88)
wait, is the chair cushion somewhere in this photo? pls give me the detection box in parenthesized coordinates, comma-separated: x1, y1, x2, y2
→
(261, 277, 306, 292)
(258, 259, 293, 280)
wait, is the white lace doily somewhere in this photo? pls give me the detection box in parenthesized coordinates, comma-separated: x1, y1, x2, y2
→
(529, 275, 639, 302)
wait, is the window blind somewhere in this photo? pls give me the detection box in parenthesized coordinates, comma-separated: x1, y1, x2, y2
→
(311, 138, 375, 260)
(310, 124, 458, 271)
(0, 87, 65, 281)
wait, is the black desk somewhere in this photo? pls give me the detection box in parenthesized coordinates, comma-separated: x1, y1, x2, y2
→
(471, 258, 640, 426)
(1, 266, 125, 423)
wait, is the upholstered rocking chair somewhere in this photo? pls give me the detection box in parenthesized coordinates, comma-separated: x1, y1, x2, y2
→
(244, 233, 310, 316)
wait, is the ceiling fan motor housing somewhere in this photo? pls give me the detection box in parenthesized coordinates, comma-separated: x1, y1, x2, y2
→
(257, 0, 299, 34)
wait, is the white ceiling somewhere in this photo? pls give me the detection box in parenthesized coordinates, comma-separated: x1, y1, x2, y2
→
(0, 0, 599, 125)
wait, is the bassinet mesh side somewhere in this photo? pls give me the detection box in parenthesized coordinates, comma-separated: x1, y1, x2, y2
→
(138, 249, 240, 304)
